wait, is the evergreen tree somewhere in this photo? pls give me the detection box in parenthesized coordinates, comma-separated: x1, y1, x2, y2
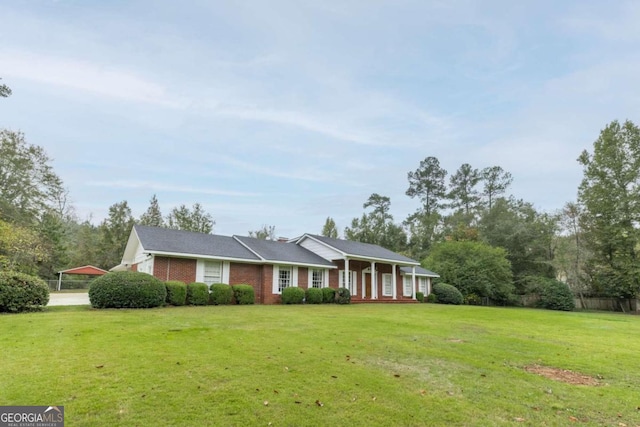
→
(321, 217, 338, 238)
(139, 194, 164, 227)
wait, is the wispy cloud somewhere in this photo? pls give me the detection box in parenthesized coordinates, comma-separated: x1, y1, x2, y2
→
(1, 49, 185, 108)
(86, 180, 259, 197)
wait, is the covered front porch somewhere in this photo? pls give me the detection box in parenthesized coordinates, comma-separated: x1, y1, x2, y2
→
(331, 258, 424, 303)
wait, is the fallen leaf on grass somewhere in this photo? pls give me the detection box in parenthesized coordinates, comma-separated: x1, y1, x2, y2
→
(372, 397, 377, 402)
(295, 401, 301, 404)
(273, 390, 279, 394)
(315, 400, 323, 407)
(263, 401, 269, 406)
(569, 416, 578, 422)
(95, 365, 104, 369)
(393, 374, 401, 378)
(419, 390, 426, 396)
(331, 375, 338, 379)
(514, 418, 525, 422)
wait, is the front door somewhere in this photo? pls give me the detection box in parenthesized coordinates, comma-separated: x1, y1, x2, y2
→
(365, 273, 372, 299)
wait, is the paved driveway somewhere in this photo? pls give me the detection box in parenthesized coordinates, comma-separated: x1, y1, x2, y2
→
(48, 293, 91, 306)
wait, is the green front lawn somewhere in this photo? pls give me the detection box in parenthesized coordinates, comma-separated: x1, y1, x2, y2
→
(1, 304, 639, 426)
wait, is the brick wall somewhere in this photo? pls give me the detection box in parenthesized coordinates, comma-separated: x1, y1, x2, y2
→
(229, 263, 264, 304)
(153, 256, 197, 283)
(262, 265, 280, 305)
(298, 267, 308, 289)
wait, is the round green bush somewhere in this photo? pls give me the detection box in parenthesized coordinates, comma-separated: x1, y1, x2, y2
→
(210, 283, 233, 305)
(416, 291, 424, 303)
(305, 287, 323, 304)
(322, 287, 336, 303)
(426, 293, 437, 303)
(232, 284, 255, 305)
(432, 283, 463, 305)
(89, 271, 166, 309)
(281, 287, 305, 304)
(0, 271, 49, 313)
(336, 287, 351, 304)
(537, 279, 575, 311)
(165, 280, 187, 306)
(186, 282, 209, 306)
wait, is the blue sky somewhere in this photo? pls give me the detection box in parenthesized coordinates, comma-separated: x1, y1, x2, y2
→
(2, 1, 639, 237)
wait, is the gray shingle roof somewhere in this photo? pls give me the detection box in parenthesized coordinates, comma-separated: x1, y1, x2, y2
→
(399, 266, 440, 277)
(234, 236, 334, 267)
(305, 234, 419, 264)
(134, 225, 260, 261)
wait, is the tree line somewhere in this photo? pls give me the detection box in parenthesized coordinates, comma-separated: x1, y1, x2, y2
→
(319, 120, 640, 304)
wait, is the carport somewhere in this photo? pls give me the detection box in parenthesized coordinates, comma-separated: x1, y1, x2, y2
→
(56, 265, 107, 291)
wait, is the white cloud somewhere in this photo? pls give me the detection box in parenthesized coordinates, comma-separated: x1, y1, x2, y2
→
(1, 49, 185, 108)
(86, 180, 259, 197)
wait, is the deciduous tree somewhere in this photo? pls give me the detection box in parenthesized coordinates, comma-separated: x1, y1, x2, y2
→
(0, 130, 64, 225)
(578, 119, 640, 299)
(425, 240, 514, 304)
(167, 203, 214, 234)
(248, 225, 276, 240)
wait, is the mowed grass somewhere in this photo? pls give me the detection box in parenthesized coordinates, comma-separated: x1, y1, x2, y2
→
(2, 304, 640, 426)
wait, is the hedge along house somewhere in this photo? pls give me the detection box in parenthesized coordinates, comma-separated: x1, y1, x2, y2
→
(113, 225, 439, 304)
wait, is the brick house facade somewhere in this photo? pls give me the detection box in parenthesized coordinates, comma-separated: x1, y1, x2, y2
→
(113, 225, 439, 304)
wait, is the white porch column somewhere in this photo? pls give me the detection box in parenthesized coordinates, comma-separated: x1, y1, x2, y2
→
(361, 270, 366, 299)
(392, 264, 397, 300)
(411, 266, 416, 300)
(371, 261, 376, 299)
(344, 257, 350, 293)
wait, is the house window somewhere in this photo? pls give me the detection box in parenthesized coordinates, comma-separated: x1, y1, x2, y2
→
(338, 270, 357, 295)
(204, 261, 222, 285)
(403, 276, 413, 297)
(278, 266, 292, 293)
(382, 273, 393, 296)
(419, 277, 427, 294)
(311, 269, 324, 288)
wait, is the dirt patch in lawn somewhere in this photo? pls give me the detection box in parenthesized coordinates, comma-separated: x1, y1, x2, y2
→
(524, 364, 600, 386)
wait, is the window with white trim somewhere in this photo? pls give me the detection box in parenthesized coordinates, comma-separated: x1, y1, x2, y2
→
(203, 261, 222, 285)
(278, 266, 292, 293)
(419, 277, 427, 294)
(339, 270, 356, 289)
(311, 269, 324, 288)
(382, 273, 393, 296)
(403, 276, 413, 296)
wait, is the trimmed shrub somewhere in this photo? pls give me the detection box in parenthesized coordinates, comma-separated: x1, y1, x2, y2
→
(186, 282, 209, 306)
(210, 283, 233, 305)
(281, 287, 305, 304)
(464, 293, 482, 305)
(426, 293, 437, 303)
(336, 287, 351, 304)
(305, 287, 323, 304)
(322, 287, 336, 303)
(233, 284, 255, 305)
(537, 280, 575, 311)
(89, 271, 166, 309)
(432, 283, 463, 305)
(416, 291, 424, 303)
(165, 280, 187, 306)
(0, 271, 49, 313)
